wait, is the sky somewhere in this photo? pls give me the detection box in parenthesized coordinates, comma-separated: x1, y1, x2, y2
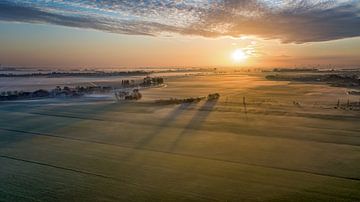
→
(0, 0, 360, 68)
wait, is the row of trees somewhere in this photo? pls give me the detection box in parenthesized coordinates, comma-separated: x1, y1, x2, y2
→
(141, 77, 164, 86)
(1, 76, 165, 101)
(115, 89, 142, 101)
(0, 85, 112, 101)
(156, 93, 220, 105)
(120, 77, 164, 87)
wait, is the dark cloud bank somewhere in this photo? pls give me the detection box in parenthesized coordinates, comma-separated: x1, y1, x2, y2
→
(1, 0, 360, 43)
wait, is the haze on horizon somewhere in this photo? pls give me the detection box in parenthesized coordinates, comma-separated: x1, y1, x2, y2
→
(0, 0, 360, 68)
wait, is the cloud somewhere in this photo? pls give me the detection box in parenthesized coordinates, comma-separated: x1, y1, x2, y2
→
(1, 0, 360, 43)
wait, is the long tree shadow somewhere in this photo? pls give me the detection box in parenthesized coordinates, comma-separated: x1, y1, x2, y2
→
(119, 103, 192, 161)
(168, 99, 218, 152)
(134, 103, 192, 148)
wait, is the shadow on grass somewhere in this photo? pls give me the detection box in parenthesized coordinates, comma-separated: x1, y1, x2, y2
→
(119, 103, 192, 161)
(168, 100, 218, 152)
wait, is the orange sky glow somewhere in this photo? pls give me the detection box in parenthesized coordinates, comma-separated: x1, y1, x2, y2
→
(0, 0, 359, 69)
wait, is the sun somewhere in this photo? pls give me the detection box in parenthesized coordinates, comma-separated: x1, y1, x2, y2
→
(231, 49, 248, 63)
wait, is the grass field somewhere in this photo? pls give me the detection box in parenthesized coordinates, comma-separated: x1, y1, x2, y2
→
(1, 72, 360, 201)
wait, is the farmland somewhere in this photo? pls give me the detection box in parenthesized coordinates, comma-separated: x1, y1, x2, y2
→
(1, 71, 360, 201)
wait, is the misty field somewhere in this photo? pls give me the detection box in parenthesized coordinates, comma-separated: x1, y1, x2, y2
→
(1, 72, 360, 201)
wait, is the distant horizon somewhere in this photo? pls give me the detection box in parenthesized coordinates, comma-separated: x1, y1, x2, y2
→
(1, 64, 360, 70)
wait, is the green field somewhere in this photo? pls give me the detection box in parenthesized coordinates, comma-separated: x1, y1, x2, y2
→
(1, 73, 360, 201)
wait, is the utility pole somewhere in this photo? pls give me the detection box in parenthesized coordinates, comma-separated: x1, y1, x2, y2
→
(243, 96, 247, 115)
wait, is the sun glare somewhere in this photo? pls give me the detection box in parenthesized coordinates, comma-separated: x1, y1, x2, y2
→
(231, 49, 248, 63)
